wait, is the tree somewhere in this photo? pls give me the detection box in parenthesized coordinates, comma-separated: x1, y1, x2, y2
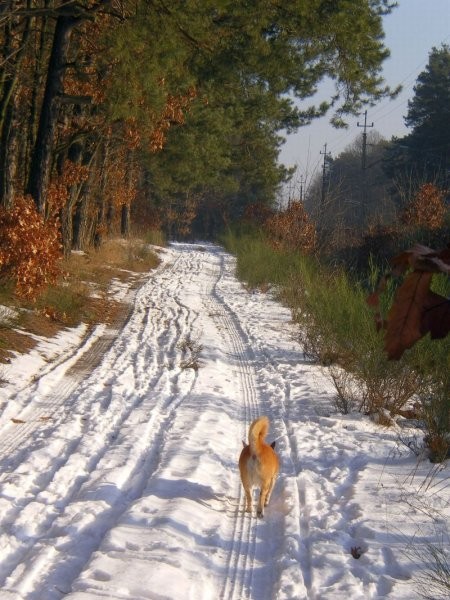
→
(386, 45, 450, 188)
(305, 132, 395, 248)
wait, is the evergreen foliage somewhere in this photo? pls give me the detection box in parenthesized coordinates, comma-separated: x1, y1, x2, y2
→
(0, 0, 399, 281)
(386, 44, 450, 186)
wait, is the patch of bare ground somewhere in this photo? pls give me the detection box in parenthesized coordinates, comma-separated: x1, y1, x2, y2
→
(0, 238, 161, 364)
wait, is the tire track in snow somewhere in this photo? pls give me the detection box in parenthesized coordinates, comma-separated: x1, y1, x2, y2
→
(246, 335, 312, 598)
(0, 277, 144, 474)
(204, 249, 282, 600)
(0, 284, 148, 586)
(1, 244, 309, 599)
(222, 269, 379, 599)
(212, 250, 310, 599)
(0, 255, 200, 598)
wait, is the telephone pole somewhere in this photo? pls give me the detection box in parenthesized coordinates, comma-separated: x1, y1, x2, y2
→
(357, 110, 374, 171)
(320, 143, 331, 207)
(357, 111, 374, 225)
(299, 174, 304, 202)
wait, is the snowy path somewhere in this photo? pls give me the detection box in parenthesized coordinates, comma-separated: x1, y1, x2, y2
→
(0, 243, 447, 600)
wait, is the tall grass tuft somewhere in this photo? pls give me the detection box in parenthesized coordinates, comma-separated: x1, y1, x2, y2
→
(222, 228, 304, 289)
(144, 229, 166, 247)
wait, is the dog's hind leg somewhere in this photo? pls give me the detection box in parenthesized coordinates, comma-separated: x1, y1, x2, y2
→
(243, 485, 252, 512)
(257, 482, 272, 518)
(264, 476, 276, 507)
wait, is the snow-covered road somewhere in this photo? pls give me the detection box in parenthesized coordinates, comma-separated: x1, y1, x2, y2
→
(0, 243, 447, 600)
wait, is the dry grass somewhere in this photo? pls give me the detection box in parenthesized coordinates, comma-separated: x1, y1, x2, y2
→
(178, 333, 203, 371)
(0, 237, 161, 363)
(66, 238, 160, 287)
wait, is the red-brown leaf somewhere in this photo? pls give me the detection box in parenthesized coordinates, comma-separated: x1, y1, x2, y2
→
(422, 290, 450, 340)
(385, 271, 433, 359)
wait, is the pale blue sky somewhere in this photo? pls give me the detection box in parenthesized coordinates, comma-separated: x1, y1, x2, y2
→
(279, 0, 450, 192)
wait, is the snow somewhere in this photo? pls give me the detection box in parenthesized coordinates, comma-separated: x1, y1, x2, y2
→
(0, 242, 448, 600)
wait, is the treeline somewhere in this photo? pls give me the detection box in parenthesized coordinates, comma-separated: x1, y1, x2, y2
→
(0, 0, 398, 266)
(304, 45, 450, 267)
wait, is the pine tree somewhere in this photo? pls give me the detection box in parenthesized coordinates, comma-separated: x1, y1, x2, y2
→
(389, 45, 450, 187)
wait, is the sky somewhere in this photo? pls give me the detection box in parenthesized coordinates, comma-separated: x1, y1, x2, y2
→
(279, 0, 450, 195)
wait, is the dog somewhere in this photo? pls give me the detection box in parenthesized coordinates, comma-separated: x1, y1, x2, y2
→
(239, 416, 279, 517)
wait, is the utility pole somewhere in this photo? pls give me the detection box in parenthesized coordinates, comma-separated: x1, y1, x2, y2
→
(357, 110, 374, 171)
(320, 143, 331, 208)
(299, 174, 304, 202)
(357, 110, 373, 227)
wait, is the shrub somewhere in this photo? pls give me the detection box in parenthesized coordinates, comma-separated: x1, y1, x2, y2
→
(225, 229, 447, 424)
(412, 335, 450, 462)
(286, 260, 421, 416)
(402, 183, 447, 231)
(0, 196, 62, 300)
(265, 201, 316, 254)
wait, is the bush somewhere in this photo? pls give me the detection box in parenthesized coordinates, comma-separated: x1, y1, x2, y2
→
(224, 228, 450, 438)
(265, 201, 316, 254)
(285, 259, 421, 416)
(412, 335, 450, 462)
(0, 196, 62, 300)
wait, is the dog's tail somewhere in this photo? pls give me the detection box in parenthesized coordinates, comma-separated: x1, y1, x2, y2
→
(248, 416, 269, 456)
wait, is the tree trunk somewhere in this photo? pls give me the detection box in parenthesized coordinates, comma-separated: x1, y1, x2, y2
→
(0, 4, 31, 206)
(94, 140, 110, 248)
(121, 202, 130, 238)
(120, 151, 133, 238)
(60, 142, 84, 256)
(26, 7, 51, 189)
(27, 14, 78, 214)
(0, 100, 20, 208)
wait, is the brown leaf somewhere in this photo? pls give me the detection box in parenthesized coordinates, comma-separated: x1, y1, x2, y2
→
(422, 291, 450, 340)
(385, 271, 433, 360)
(390, 250, 415, 276)
(390, 244, 450, 276)
(366, 291, 379, 308)
(11, 418, 26, 424)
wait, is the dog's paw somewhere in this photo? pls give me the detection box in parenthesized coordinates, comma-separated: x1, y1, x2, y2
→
(257, 509, 264, 518)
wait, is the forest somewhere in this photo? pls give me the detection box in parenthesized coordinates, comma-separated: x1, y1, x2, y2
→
(0, 0, 405, 295)
(0, 6, 449, 593)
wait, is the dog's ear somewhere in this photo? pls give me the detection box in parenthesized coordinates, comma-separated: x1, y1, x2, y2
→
(270, 441, 276, 449)
(242, 440, 248, 448)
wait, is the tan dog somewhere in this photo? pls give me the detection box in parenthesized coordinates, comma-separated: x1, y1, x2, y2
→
(239, 416, 279, 517)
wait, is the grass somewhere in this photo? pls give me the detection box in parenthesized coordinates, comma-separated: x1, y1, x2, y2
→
(222, 227, 304, 289)
(0, 235, 163, 361)
(144, 229, 166, 247)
